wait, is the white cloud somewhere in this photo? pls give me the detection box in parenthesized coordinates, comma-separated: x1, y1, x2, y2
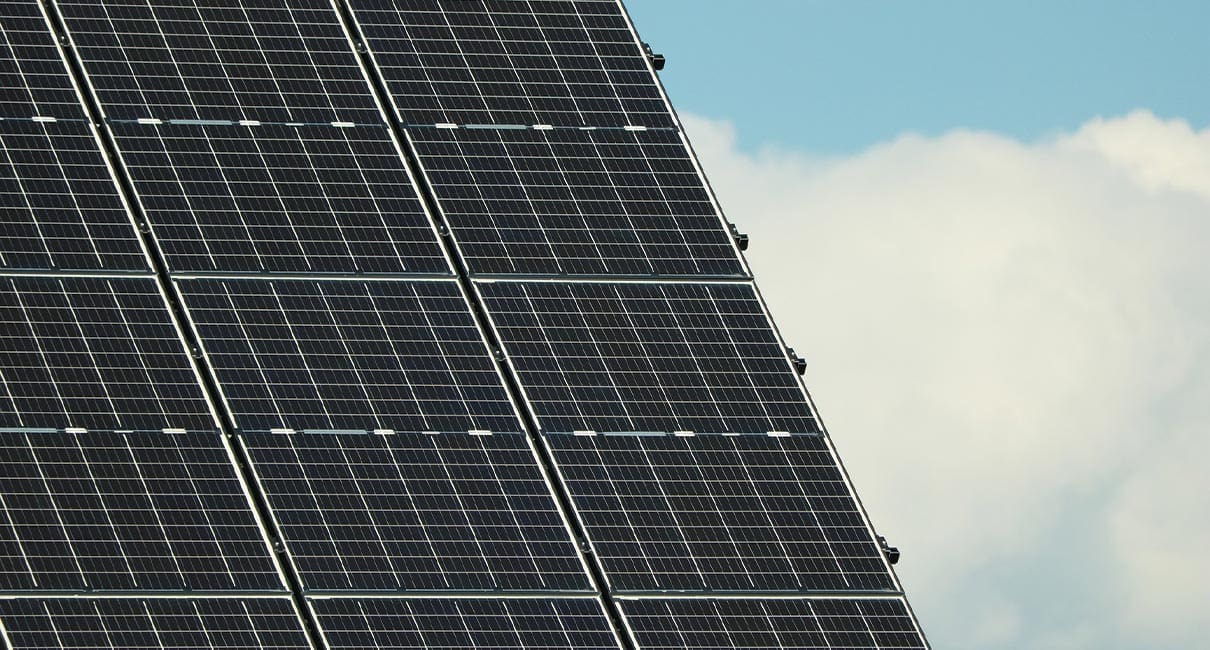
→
(683, 110, 1210, 649)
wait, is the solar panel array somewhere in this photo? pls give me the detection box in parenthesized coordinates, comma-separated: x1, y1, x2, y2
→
(0, 0, 926, 647)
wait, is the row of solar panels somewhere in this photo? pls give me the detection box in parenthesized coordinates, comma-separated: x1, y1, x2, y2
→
(0, 596, 923, 649)
(0, 429, 888, 593)
(0, 0, 927, 646)
(23, 0, 674, 129)
(2, 275, 815, 435)
(5, 120, 737, 277)
(3, 0, 744, 278)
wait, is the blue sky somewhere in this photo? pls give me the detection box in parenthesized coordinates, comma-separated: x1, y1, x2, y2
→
(628, 0, 1210, 153)
(624, 3, 1210, 649)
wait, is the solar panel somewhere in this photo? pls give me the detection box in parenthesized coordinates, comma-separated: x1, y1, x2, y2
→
(0, 276, 216, 433)
(0, 0, 84, 119)
(0, 119, 148, 272)
(479, 281, 817, 435)
(620, 598, 927, 649)
(242, 431, 590, 592)
(349, 0, 672, 129)
(111, 121, 448, 275)
(0, 597, 310, 649)
(57, 0, 380, 124)
(0, 431, 282, 592)
(177, 278, 519, 434)
(311, 596, 622, 649)
(410, 126, 742, 277)
(544, 432, 892, 593)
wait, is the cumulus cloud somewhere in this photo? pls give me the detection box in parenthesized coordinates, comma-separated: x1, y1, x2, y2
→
(682, 110, 1210, 649)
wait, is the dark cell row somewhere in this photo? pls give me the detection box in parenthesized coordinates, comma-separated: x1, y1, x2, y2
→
(0, 427, 890, 596)
(0, 276, 812, 437)
(0, 595, 924, 649)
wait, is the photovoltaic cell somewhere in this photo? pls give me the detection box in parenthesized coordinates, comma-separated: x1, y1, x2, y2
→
(479, 281, 817, 435)
(242, 431, 589, 592)
(0, 597, 310, 649)
(0, 431, 282, 592)
(0, 276, 215, 433)
(621, 598, 927, 649)
(544, 432, 893, 593)
(178, 278, 520, 434)
(0, 119, 148, 272)
(312, 597, 622, 649)
(349, 0, 673, 128)
(411, 127, 742, 277)
(57, 0, 380, 123)
(112, 121, 447, 275)
(0, 0, 84, 119)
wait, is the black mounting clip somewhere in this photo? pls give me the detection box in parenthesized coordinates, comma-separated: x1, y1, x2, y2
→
(728, 223, 749, 251)
(878, 535, 901, 565)
(787, 348, 807, 375)
(642, 42, 666, 71)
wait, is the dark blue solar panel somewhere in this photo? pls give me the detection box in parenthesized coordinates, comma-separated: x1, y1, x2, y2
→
(0, 276, 215, 433)
(349, 0, 672, 128)
(0, 431, 282, 592)
(112, 121, 447, 275)
(58, 0, 381, 123)
(312, 597, 621, 649)
(479, 281, 817, 435)
(0, 119, 147, 272)
(0, 0, 84, 119)
(621, 598, 927, 649)
(0, 597, 310, 649)
(410, 126, 742, 277)
(545, 432, 893, 593)
(242, 431, 589, 592)
(178, 278, 520, 435)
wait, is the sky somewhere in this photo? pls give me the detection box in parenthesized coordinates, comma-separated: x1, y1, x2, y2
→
(626, 3, 1210, 649)
(627, 0, 1210, 153)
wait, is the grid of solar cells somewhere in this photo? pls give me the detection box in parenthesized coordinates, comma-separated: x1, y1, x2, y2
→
(0, 119, 148, 272)
(311, 597, 621, 649)
(0, 431, 282, 592)
(544, 432, 893, 593)
(0, 276, 216, 433)
(57, 0, 380, 123)
(0, 0, 84, 119)
(479, 281, 817, 435)
(112, 121, 448, 274)
(0, 597, 309, 649)
(621, 598, 926, 649)
(178, 278, 519, 434)
(411, 126, 742, 276)
(242, 431, 589, 592)
(350, 0, 673, 128)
